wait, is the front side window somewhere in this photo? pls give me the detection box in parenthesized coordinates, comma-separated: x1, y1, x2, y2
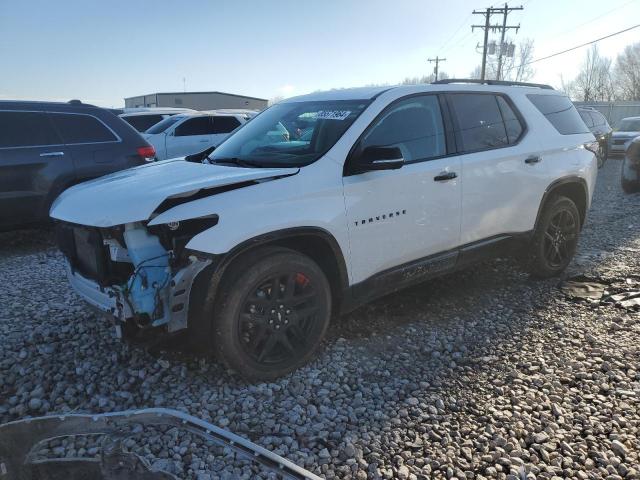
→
(359, 95, 446, 162)
(617, 118, 640, 131)
(527, 94, 589, 135)
(209, 100, 369, 167)
(146, 115, 182, 134)
(212, 116, 241, 134)
(449, 94, 509, 151)
(0, 111, 61, 148)
(175, 117, 214, 136)
(50, 113, 117, 144)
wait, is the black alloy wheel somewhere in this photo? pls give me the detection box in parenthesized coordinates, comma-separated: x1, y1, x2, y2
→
(239, 271, 320, 365)
(205, 247, 332, 381)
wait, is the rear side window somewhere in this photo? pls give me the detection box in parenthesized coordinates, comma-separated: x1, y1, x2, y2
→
(212, 116, 241, 134)
(579, 110, 594, 128)
(123, 114, 165, 132)
(496, 96, 524, 143)
(0, 111, 61, 148)
(527, 94, 589, 135)
(448, 94, 510, 151)
(175, 117, 214, 136)
(50, 113, 118, 144)
(360, 94, 446, 163)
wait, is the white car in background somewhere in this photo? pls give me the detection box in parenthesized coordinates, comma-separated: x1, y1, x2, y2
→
(142, 112, 247, 160)
(119, 107, 197, 133)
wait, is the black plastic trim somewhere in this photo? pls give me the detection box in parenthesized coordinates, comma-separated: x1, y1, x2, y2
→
(534, 176, 589, 230)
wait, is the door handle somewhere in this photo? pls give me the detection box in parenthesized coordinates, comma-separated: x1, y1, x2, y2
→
(39, 151, 65, 157)
(525, 155, 541, 164)
(199, 139, 209, 142)
(434, 171, 457, 182)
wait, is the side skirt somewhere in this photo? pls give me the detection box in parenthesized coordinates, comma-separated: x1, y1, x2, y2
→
(340, 232, 532, 314)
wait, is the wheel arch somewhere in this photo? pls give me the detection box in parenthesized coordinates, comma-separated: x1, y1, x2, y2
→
(534, 176, 589, 230)
(190, 227, 350, 315)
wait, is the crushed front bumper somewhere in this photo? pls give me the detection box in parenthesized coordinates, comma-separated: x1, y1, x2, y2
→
(65, 255, 210, 333)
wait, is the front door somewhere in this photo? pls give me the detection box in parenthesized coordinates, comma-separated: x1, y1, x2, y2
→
(342, 94, 462, 285)
(0, 110, 74, 227)
(167, 116, 215, 158)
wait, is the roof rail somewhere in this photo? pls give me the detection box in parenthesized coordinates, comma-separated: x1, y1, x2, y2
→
(432, 79, 554, 90)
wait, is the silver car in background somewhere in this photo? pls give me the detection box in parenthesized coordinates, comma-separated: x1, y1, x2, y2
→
(609, 116, 640, 156)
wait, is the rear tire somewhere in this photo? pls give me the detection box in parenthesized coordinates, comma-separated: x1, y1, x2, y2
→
(197, 247, 332, 381)
(526, 196, 581, 279)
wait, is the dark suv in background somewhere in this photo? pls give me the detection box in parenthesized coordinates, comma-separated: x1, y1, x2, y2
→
(0, 100, 155, 230)
(578, 107, 612, 167)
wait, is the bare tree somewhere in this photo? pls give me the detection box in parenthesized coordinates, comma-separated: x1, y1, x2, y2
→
(401, 71, 449, 85)
(613, 42, 640, 100)
(470, 38, 535, 82)
(564, 45, 614, 102)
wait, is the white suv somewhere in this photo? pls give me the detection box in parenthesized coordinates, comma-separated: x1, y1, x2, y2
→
(50, 81, 598, 380)
(143, 112, 249, 160)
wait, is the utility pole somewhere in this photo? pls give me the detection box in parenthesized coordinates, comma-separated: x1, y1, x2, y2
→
(472, 7, 491, 81)
(495, 3, 523, 80)
(428, 56, 446, 81)
(472, 4, 522, 81)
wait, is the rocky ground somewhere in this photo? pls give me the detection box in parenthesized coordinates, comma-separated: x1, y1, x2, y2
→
(0, 158, 638, 479)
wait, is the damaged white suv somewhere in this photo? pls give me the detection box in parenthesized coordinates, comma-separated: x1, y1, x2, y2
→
(51, 80, 598, 380)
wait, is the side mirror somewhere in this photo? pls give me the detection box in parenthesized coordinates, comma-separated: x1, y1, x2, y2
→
(356, 146, 404, 172)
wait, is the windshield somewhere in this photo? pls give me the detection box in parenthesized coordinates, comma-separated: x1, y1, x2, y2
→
(617, 119, 640, 132)
(146, 115, 183, 134)
(208, 100, 369, 167)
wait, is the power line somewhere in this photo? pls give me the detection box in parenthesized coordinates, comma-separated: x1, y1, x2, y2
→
(438, 13, 473, 52)
(516, 24, 640, 68)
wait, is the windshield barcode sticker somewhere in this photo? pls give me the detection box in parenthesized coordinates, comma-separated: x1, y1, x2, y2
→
(316, 110, 351, 121)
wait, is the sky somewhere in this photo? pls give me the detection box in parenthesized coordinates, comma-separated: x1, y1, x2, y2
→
(0, 0, 639, 107)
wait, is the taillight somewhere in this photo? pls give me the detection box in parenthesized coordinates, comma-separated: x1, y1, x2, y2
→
(137, 145, 156, 162)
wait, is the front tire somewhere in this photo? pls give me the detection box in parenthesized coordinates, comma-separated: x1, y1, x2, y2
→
(527, 196, 581, 279)
(208, 247, 332, 381)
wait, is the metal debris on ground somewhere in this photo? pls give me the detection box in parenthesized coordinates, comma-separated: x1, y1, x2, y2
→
(560, 274, 640, 310)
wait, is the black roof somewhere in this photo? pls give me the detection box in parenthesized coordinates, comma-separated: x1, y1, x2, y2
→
(432, 79, 554, 90)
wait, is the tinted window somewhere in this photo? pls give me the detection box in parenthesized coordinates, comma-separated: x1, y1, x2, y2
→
(175, 117, 214, 136)
(0, 111, 61, 148)
(527, 94, 590, 135)
(212, 116, 241, 134)
(50, 113, 118, 144)
(617, 118, 640, 131)
(496, 96, 524, 143)
(579, 110, 594, 128)
(123, 114, 165, 132)
(147, 115, 182, 134)
(360, 95, 446, 162)
(449, 94, 508, 151)
(591, 112, 607, 126)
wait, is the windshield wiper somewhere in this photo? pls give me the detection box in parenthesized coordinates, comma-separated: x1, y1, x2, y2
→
(210, 157, 265, 168)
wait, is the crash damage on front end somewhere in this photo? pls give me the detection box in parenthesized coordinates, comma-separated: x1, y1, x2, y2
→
(55, 219, 213, 338)
(49, 159, 298, 340)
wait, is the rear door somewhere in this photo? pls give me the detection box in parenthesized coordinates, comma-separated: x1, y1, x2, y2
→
(48, 112, 123, 185)
(211, 116, 242, 146)
(0, 110, 74, 227)
(446, 92, 544, 244)
(166, 116, 215, 158)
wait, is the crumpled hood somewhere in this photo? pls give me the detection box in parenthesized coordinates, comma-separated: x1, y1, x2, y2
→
(50, 158, 298, 227)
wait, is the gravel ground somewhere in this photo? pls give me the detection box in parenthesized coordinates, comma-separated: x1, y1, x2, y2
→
(0, 158, 639, 479)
